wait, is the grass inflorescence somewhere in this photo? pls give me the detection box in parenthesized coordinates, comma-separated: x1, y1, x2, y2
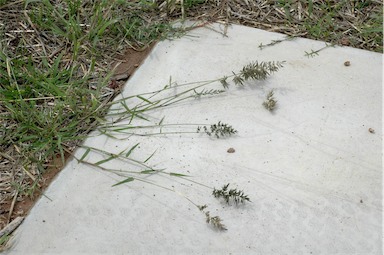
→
(197, 205, 227, 231)
(213, 183, 250, 205)
(263, 90, 277, 112)
(197, 121, 238, 138)
(232, 61, 284, 86)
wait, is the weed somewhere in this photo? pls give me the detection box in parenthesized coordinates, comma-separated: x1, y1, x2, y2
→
(75, 59, 282, 231)
(97, 61, 284, 139)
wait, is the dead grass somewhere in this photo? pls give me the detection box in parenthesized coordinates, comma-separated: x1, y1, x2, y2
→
(186, 0, 383, 52)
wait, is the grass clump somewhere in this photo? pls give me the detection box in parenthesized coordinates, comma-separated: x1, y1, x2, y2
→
(0, 0, 183, 231)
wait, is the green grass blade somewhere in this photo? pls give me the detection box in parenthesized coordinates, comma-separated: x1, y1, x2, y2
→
(158, 116, 165, 125)
(79, 148, 91, 161)
(308, 0, 313, 18)
(170, 172, 190, 177)
(140, 170, 156, 174)
(57, 135, 65, 164)
(144, 150, 156, 163)
(137, 95, 153, 104)
(95, 154, 117, 166)
(112, 177, 134, 187)
(126, 143, 140, 157)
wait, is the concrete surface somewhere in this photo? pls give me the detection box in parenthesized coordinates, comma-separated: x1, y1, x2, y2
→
(5, 23, 382, 254)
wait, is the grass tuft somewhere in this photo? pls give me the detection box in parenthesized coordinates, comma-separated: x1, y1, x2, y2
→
(0, 0, 186, 228)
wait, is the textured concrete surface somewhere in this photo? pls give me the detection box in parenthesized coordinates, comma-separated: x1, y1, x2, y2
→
(6, 23, 382, 255)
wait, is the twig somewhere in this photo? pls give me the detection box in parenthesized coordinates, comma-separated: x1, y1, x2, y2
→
(23, 10, 47, 56)
(7, 190, 19, 224)
(0, 217, 24, 239)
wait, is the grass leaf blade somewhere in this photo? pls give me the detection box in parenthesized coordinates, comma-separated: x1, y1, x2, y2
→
(170, 172, 190, 177)
(144, 150, 156, 163)
(112, 177, 134, 187)
(137, 95, 153, 104)
(126, 143, 140, 157)
(95, 155, 117, 166)
(79, 148, 91, 161)
(140, 170, 156, 174)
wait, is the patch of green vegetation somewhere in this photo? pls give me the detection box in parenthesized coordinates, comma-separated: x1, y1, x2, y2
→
(302, 1, 343, 41)
(0, 0, 183, 198)
(0, 234, 9, 247)
(184, 0, 206, 9)
(268, 0, 382, 52)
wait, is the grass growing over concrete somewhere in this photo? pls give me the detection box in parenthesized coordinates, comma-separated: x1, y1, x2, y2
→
(74, 60, 276, 230)
(0, 0, 382, 244)
(0, 0, 187, 231)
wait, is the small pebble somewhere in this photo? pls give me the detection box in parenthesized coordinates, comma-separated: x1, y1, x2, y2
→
(340, 37, 350, 46)
(227, 148, 235, 153)
(344, 61, 350, 66)
(368, 128, 375, 134)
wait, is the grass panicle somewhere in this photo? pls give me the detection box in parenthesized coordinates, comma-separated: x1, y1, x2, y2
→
(197, 121, 238, 138)
(213, 183, 250, 205)
(198, 205, 227, 231)
(204, 211, 227, 231)
(263, 89, 277, 112)
(232, 61, 284, 86)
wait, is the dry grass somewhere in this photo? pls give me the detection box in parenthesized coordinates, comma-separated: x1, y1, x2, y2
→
(186, 0, 383, 52)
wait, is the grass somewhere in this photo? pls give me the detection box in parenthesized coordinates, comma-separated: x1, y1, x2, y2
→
(0, 0, 382, 245)
(222, 0, 382, 52)
(0, 0, 206, 180)
(63, 60, 275, 231)
(0, 0, 187, 231)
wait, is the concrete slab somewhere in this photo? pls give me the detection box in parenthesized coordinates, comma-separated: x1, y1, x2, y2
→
(5, 23, 382, 254)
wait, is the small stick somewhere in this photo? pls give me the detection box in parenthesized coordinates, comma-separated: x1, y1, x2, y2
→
(0, 217, 24, 239)
(7, 190, 19, 224)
